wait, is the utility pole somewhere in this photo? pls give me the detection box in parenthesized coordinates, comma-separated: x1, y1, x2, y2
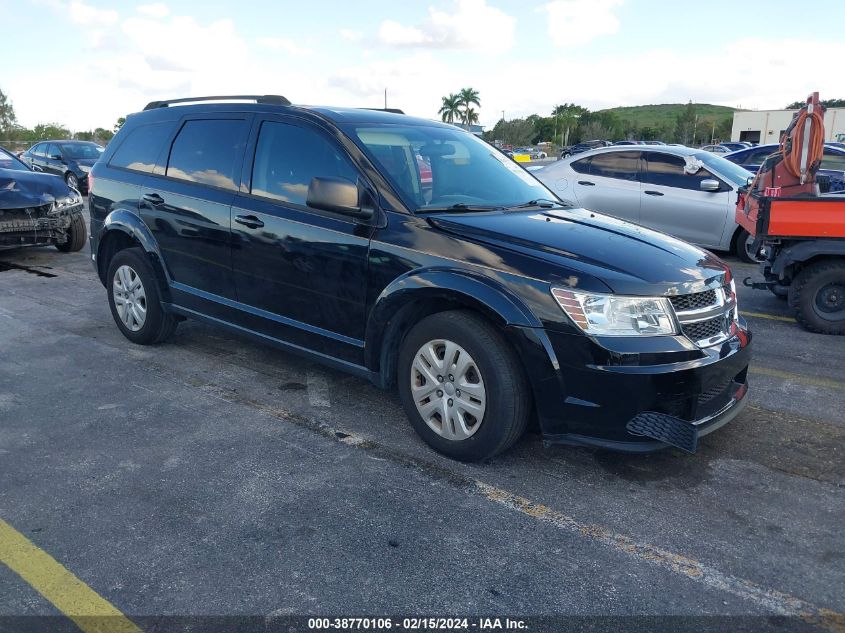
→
(384, 88, 387, 109)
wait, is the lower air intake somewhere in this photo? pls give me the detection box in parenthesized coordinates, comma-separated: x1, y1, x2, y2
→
(626, 412, 698, 453)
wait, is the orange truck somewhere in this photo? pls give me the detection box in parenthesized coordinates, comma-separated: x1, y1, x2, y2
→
(736, 92, 845, 334)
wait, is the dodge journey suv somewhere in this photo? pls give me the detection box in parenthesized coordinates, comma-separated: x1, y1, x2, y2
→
(89, 95, 751, 461)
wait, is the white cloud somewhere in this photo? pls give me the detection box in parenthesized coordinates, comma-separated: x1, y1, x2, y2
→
(258, 37, 312, 56)
(541, 0, 623, 47)
(67, 0, 118, 25)
(339, 28, 363, 42)
(378, 0, 515, 53)
(137, 2, 169, 18)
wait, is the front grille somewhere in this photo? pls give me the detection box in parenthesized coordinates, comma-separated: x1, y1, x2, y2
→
(668, 289, 717, 312)
(681, 316, 725, 342)
(698, 378, 732, 405)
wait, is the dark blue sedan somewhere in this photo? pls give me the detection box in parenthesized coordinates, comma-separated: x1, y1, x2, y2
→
(724, 143, 845, 192)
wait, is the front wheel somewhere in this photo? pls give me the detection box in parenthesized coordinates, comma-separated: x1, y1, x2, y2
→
(65, 172, 79, 191)
(397, 311, 531, 461)
(736, 229, 762, 264)
(107, 247, 178, 344)
(789, 260, 845, 334)
(55, 212, 87, 252)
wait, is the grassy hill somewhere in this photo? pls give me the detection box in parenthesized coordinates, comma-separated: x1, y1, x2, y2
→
(596, 103, 738, 131)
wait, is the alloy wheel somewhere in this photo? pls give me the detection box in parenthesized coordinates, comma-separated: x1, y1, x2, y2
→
(113, 265, 147, 332)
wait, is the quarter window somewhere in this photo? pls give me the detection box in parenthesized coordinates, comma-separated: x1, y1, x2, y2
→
(644, 153, 720, 190)
(251, 120, 358, 206)
(166, 119, 247, 190)
(571, 157, 591, 174)
(110, 122, 174, 174)
(589, 152, 639, 181)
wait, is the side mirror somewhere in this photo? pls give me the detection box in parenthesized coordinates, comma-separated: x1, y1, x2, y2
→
(306, 177, 373, 220)
(746, 176, 754, 187)
(700, 178, 721, 192)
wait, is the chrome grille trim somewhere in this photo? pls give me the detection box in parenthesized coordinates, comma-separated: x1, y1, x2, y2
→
(669, 285, 736, 348)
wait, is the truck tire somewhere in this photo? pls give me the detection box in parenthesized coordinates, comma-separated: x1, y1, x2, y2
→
(397, 310, 531, 462)
(788, 260, 845, 334)
(107, 247, 178, 345)
(55, 212, 87, 252)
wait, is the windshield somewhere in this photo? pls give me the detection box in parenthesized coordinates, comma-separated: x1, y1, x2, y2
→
(0, 148, 30, 172)
(352, 125, 556, 211)
(60, 143, 104, 160)
(694, 152, 753, 187)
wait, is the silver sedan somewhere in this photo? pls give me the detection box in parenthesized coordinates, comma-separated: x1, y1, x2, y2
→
(536, 146, 758, 262)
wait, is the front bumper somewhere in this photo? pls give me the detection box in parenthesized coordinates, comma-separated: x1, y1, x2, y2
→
(514, 319, 752, 453)
(0, 202, 82, 249)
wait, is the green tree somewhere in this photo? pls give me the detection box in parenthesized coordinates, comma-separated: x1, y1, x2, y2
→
(487, 118, 535, 146)
(114, 116, 126, 133)
(438, 94, 461, 123)
(32, 123, 71, 140)
(463, 107, 479, 126)
(457, 87, 480, 124)
(551, 103, 589, 145)
(94, 127, 114, 142)
(0, 88, 16, 136)
(785, 98, 845, 109)
(674, 101, 697, 145)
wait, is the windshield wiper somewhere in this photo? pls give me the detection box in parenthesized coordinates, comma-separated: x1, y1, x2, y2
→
(503, 198, 568, 210)
(417, 203, 502, 214)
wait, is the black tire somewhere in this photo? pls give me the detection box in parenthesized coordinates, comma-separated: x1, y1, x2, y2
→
(736, 229, 761, 264)
(788, 260, 845, 335)
(55, 212, 87, 252)
(106, 247, 178, 344)
(65, 172, 79, 191)
(769, 283, 788, 300)
(397, 310, 531, 461)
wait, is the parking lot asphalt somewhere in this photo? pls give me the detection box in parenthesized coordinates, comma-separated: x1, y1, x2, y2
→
(1, 207, 844, 631)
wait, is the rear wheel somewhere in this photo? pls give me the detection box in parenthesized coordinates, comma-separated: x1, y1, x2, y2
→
(788, 260, 845, 334)
(397, 311, 530, 461)
(107, 247, 178, 344)
(55, 212, 87, 252)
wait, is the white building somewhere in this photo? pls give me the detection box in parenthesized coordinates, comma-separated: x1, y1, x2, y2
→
(731, 107, 845, 144)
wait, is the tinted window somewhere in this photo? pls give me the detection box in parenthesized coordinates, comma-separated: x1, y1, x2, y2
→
(742, 149, 776, 165)
(47, 144, 62, 159)
(31, 144, 44, 157)
(820, 150, 845, 170)
(644, 153, 719, 190)
(589, 152, 639, 181)
(60, 143, 102, 160)
(252, 121, 358, 206)
(166, 119, 246, 190)
(571, 157, 591, 174)
(110, 122, 173, 173)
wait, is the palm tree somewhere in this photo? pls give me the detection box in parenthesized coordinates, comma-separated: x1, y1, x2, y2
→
(457, 87, 480, 124)
(439, 94, 462, 123)
(463, 107, 479, 126)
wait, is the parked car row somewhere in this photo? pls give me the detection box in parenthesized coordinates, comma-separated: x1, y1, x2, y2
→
(19, 140, 104, 194)
(723, 142, 845, 192)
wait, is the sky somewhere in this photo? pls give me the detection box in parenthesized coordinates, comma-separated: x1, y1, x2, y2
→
(2, 0, 844, 132)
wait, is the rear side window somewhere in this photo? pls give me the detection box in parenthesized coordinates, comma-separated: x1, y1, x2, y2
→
(251, 120, 358, 206)
(644, 153, 718, 190)
(589, 152, 639, 181)
(742, 149, 775, 165)
(110, 122, 174, 173)
(166, 119, 247, 190)
(571, 157, 591, 174)
(820, 151, 845, 170)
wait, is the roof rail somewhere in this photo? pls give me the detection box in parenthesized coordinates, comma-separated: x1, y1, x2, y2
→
(362, 107, 405, 115)
(142, 95, 291, 111)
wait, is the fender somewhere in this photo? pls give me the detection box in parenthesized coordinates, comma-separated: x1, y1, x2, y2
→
(772, 239, 845, 276)
(98, 208, 171, 296)
(365, 266, 547, 376)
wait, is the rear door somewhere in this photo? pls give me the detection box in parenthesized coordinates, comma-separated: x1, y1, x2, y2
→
(639, 151, 731, 247)
(570, 151, 642, 223)
(139, 115, 250, 312)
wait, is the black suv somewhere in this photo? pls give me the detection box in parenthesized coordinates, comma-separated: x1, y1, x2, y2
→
(89, 95, 751, 461)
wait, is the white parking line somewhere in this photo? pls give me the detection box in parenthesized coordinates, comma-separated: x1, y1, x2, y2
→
(306, 371, 331, 408)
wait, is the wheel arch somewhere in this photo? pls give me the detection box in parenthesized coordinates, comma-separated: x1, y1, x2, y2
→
(97, 209, 170, 300)
(772, 240, 845, 280)
(365, 268, 544, 390)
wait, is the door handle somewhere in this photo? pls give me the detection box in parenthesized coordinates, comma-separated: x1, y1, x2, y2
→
(577, 180, 595, 186)
(644, 190, 664, 196)
(142, 193, 164, 206)
(234, 214, 264, 229)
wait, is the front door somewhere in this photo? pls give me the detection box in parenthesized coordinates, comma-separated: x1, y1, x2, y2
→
(639, 151, 730, 248)
(230, 116, 374, 364)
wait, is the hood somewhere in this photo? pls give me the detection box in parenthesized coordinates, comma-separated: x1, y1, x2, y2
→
(428, 207, 729, 296)
(0, 168, 74, 210)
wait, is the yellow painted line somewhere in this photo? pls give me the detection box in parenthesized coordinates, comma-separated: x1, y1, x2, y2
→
(750, 366, 845, 391)
(0, 519, 142, 633)
(742, 310, 796, 323)
(476, 482, 845, 633)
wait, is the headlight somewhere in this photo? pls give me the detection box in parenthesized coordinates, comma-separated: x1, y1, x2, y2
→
(552, 288, 678, 336)
(50, 193, 82, 215)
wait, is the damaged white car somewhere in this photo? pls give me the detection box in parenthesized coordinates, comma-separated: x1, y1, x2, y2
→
(0, 146, 86, 252)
